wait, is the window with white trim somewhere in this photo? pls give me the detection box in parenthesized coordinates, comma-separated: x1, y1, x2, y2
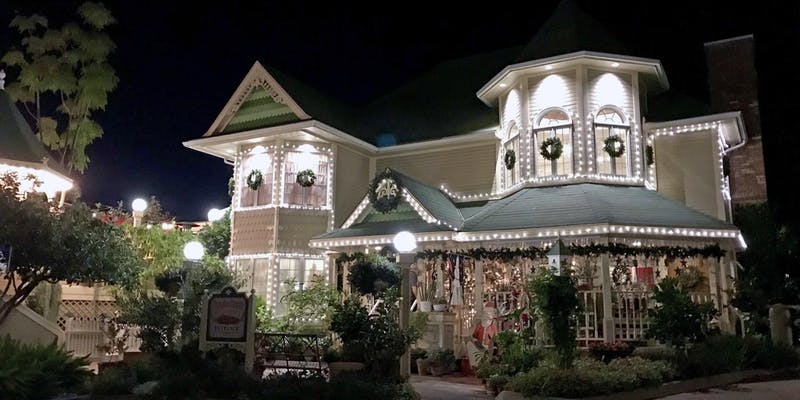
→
(283, 144, 330, 207)
(533, 109, 573, 176)
(594, 108, 629, 176)
(239, 146, 274, 207)
(503, 125, 520, 189)
(276, 257, 326, 315)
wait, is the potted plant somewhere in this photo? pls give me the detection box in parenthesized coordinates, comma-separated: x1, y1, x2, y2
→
(417, 279, 434, 312)
(411, 348, 430, 375)
(487, 374, 510, 396)
(428, 347, 455, 376)
(432, 297, 448, 312)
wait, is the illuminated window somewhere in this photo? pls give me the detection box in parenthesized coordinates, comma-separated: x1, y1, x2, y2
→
(594, 108, 629, 176)
(533, 109, 573, 176)
(503, 125, 520, 188)
(239, 146, 274, 207)
(283, 144, 329, 207)
(232, 258, 269, 300)
(276, 257, 326, 315)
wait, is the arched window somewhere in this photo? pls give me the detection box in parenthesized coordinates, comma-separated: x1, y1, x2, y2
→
(594, 107, 629, 176)
(503, 124, 520, 188)
(533, 109, 573, 176)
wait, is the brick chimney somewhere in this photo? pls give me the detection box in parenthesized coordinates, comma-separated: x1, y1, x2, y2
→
(705, 35, 767, 205)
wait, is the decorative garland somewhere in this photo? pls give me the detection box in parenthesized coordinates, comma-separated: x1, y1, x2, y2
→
(504, 149, 516, 170)
(645, 145, 654, 166)
(228, 177, 235, 197)
(539, 137, 563, 161)
(246, 170, 263, 191)
(369, 168, 402, 214)
(296, 169, 317, 187)
(416, 243, 725, 262)
(603, 135, 625, 158)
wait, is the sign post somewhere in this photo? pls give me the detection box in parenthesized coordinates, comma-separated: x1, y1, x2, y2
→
(199, 287, 256, 372)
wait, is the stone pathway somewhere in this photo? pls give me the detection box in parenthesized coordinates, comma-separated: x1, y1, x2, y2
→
(659, 380, 800, 400)
(411, 375, 492, 400)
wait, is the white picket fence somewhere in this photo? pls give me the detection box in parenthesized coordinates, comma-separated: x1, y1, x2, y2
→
(63, 319, 142, 360)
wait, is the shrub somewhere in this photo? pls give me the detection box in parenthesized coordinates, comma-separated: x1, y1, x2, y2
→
(128, 355, 161, 383)
(0, 336, 91, 400)
(348, 254, 400, 296)
(475, 360, 512, 380)
(609, 356, 676, 386)
(488, 374, 512, 392)
(428, 347, 456, 368)
(90, 365, 134, 396)
(589, 341, 634, 363)
(679, 335, 800, 377)
(646, 277, 717, 348)
(527, 269, 581, 368)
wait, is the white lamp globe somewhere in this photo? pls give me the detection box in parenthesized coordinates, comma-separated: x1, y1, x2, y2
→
(207, 208, 224, 222)
(183, 241, 205, 261)
(132, 198, 148, 212)
(393, 231, 417, 253)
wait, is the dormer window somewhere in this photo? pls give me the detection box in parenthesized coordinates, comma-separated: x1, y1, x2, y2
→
(594, 107, 629, 176)
(533, 109, 573, 177)
(502, 124, 520, 188)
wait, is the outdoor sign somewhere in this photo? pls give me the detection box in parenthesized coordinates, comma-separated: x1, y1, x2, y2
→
(206, 287, 249, 342)
(199, 286, 256, 372)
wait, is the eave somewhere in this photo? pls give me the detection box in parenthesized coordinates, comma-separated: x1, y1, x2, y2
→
(644, 111, 747, 149)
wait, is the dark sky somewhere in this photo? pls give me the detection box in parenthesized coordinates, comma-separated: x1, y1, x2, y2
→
(2, 1, 799, 222)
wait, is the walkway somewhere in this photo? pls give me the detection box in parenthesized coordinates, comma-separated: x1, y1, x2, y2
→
(411, 375, 492, 400)
(659, 380, 800, 399)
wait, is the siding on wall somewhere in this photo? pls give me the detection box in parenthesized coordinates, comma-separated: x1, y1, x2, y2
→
(276, 210, 330, 253)
(587, 70, 634, 119)
(376, 143, 496, 194)
(528, 71, 577, 125)
(231, 208, 276, 255)
(335, 146, 370, 227)
(655, 132, 724, 220)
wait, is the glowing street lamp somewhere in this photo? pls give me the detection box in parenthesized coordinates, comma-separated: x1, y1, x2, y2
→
(131, 198, 147, 227)
(183, 241, 205, 262)
(393, 231, 417, 379)
(207, 208, 224, 222)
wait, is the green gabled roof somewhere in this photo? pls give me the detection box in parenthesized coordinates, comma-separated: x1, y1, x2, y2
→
(462, 184, 735, 231)
(0, 90, 68, 176)
(391, 169, 464, 228)
(221, 86, 300, 133)
(515, 0, 629, 63)
(318, 219, 450, 239)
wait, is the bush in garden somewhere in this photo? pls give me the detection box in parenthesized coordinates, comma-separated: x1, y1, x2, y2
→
(646, 277, 717, 348)
(0, 336, 91, 400)
(588, 341, 634, 363)
(526, 269, 581, 368)
(678, 334, 800, 377)
(428, 347, 456, 369)
(609, 356, 676, 386)
(347, 253, 400, 296)
(90, 365, 134, 396)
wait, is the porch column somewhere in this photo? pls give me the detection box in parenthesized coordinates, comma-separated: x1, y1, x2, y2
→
(600, 253, 614, 342)
(706, 256, 721, 310)
(474, 259, 484, 325)
(718, 250, 734, 333)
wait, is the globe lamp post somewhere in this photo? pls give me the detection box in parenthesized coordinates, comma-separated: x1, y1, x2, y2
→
(393, 231, 416, 379)
(131, 198, 148, 227)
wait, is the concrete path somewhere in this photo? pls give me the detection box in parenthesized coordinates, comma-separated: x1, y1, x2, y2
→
(659, 380, 800, 400)
(411, 376, 492, 400)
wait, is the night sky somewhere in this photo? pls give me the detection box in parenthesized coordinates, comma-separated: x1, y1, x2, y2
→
(2, 1, 799, 223)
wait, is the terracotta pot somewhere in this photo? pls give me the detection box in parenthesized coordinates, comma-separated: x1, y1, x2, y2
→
(419, 301, 432, 312)
(327, 361, 365, 377)
(416, 358, 432, 375)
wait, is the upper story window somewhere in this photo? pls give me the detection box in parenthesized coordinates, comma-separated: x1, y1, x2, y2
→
(240, 145, 275, 207)
(594, 107, 629, 176)
(533, 109, 573, 177)
(283, 144, 330, 207)
(502, 124, 520, 188)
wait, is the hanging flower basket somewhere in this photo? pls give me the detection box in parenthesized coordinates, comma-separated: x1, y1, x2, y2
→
(296, 169, 317, 187)
(539, 137, 563, 161)
(504, 149, 516, 170)
(246, 170, 263, 191)
(603, 135, 626, 158)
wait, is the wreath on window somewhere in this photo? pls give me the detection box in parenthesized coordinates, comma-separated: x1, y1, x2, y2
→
(369, 168, 402, 214)
(504, 149, 516, 170)
(246, 170, 263, 191)
(228, 177, 235, 197)
(539, 137, 563, 161)
(603, 135, 626, 158)
(296, 169, 317, 187)
(645, 145, 654, 166)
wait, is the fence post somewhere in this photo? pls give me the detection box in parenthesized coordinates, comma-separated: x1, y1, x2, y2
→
(601, 253, 614, 342)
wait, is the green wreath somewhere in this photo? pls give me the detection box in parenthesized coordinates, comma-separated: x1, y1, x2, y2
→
(504, 149, 516, 170)
(645, 145, 654, 166)
(296, 169, 317, 187)
(246, 170, 263, 191)
(603, 135, 626, 158)
(539, 137, 563, 161)
(228, 177, 235, 197)
(369, 168, 402, 214)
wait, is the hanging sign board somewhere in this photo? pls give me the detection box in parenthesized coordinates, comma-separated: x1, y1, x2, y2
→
(199, 286, 255, 371)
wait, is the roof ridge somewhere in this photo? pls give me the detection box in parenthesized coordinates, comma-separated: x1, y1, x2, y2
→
(463, 189, 526, 228)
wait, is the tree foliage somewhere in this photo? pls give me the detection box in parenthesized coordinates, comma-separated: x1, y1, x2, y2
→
(646, 277, 717, 348)
(1, 2, 118, 173)
(526, 268, 581, 368)
(0, 173, 141, 324)
(199, 209, 230, 259)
